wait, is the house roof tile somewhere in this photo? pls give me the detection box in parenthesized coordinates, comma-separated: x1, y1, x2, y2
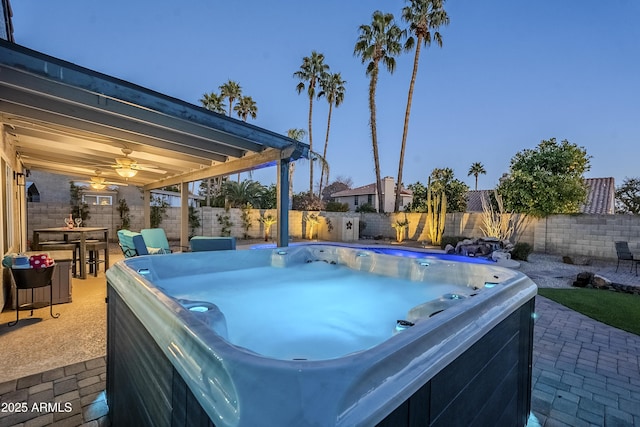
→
(581, 177, 615, 214)
(465, 177, 616, 215)
(331, 182, 413, 197)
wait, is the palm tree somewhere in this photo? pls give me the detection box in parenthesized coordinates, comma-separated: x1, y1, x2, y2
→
(219, 80, 242, 117)
(354, 11, 404, 213)
(199, 91, 227, 204)
(287, 128, 307, 205)
(394, 0, 449, 212)
(294, 51, 330, 194)
(468, 162, 486, 190)
(234, 96, 258, 121)
(199, 92, 226, 114)
(222, 180, 265, 208)
(317, 72, 346, 198)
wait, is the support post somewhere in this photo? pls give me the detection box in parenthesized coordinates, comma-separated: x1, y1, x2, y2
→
(180, 181, 189, 250)
(277, 158, 290, 247)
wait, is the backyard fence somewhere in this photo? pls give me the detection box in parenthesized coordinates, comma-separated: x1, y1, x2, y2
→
(27, 202, 640, 260)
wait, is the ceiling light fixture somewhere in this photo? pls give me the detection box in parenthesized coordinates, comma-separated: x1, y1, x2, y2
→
(90, 182, 106, 190)
(116, 167, 137, 178)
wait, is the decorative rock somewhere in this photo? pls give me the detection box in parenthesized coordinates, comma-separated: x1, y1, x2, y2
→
(562, 255, 591, 265)
(492, 251, 511, 262)
(444, 244, 455, 254)
(592, 274, 612, 289)
(572, 271, 593, 288)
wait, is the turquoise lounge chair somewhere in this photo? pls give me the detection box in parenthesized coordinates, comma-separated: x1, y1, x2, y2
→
(117, 229, 153, 257)
(141, 228, 172, 254)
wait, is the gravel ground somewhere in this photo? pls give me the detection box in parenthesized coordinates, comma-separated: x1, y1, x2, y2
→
(517, 252, 640, 289)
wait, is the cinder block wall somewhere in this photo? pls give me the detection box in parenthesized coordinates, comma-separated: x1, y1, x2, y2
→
(534, 214, 640, 259)
(26, 202, 640, 260)
(359, 212, 537, 246)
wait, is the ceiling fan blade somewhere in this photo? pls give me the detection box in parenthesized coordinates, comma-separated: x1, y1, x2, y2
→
(134, 165, 167, 174)
(76, 180, 128, 187)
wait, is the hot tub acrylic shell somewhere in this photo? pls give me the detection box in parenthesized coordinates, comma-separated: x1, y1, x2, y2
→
(106, 244, 537, 427)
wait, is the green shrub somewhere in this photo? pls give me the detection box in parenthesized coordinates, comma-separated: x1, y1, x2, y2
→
(511, 242, 533, 261)
(440, 236, 469, 250)
(355, 203, 376, 213)
(325, 201, 349, 212)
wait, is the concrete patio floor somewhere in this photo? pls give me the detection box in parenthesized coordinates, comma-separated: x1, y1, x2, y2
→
(1, 247, 639, 426)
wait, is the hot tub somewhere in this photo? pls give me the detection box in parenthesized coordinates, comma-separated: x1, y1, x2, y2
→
(106, 244, 537, 427)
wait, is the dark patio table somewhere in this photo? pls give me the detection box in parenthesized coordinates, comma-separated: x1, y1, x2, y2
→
(32, 227, 109, 279)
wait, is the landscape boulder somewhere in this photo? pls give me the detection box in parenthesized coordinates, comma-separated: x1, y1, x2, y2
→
(562, 256, 592, 266)
(592, 274, 612, 289)
(572, 271, 594, 288)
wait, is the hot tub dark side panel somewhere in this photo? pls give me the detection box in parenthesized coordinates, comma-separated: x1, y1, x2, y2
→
(106, 285, 216, 427)
(376, 297, 535, 427)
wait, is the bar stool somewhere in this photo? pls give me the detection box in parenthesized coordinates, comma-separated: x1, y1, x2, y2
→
(85, 241, 109, 276)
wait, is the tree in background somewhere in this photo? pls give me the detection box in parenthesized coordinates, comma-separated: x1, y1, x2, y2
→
(429, 167, 469, 212)
(69, 181, 90, 224)
(234, 95, 258, 121)
(468, 162, 486, 191)
(405, 181, 428, 211)
(198, 177, 227, 207)
(292, 192, 324, 211)
(188, 206, 201, 238)
(287, 128, 307, 205)
(199, 90, 227, 203)
(321, 176, 353, 202)
(498, 138, 591, 217)
(258, 183, 277, 209)
(150, 196, 169, 228)
(117, 198, 130, 230)
(395, 0, 449, 212)
(405, 168, 468, 212)
(199, 92, 226, 114)
(317, 72, 346, 197)
(219, 80, 242, 117)
(355, 11, 404, 213)
(615, 177, 640, 215)
(222, 180, 265, 208)
(294, 51, 330, 195)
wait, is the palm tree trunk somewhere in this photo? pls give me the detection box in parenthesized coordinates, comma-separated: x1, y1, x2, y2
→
(369, 66, 384, 213)
(475, 175, 478, 191)
(308, 95, 314, 195)
(395, 36, 423, 212)
(318, 102, 334, 198)
(289, 162, 295, 206)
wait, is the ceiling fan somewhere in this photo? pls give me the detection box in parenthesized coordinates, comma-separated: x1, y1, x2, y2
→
(76, 170, 128, 190)
(108, 148, 166, 178)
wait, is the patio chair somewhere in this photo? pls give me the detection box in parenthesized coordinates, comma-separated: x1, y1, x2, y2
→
(141, 228, 172, 254)
(614, 241, 639, 275)
(117, 230, 152, 257)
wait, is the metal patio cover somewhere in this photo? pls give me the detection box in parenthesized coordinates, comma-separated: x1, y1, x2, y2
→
(0, 39, 309, 190)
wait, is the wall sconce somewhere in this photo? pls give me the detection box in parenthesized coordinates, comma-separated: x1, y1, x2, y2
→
(14, 171, 26, 186)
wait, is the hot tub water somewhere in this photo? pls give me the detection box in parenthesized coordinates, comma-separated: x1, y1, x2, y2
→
(161, 260, 468, 360)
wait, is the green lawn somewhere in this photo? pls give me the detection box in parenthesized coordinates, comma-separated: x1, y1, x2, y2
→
(537, 288, 640, 336)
